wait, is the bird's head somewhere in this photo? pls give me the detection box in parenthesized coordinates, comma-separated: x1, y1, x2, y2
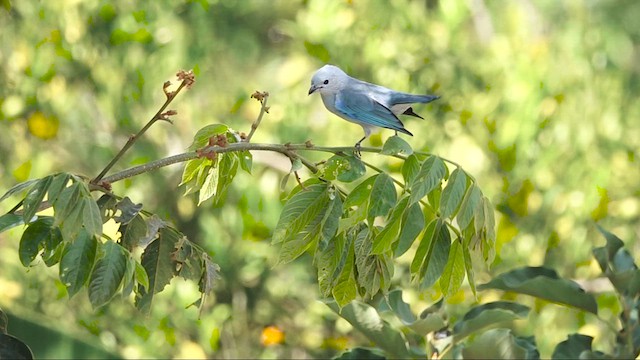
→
(308, 65, 347, 95)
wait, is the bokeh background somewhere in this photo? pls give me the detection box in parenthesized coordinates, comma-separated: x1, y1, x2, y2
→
(1, 0, 639, 358)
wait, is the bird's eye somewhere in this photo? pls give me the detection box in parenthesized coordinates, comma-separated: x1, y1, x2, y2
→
(323, 80, 329, 85)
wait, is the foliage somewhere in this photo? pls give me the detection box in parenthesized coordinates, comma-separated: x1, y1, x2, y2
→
(1, 0, 639, 358)
(332, 227, 640, 359)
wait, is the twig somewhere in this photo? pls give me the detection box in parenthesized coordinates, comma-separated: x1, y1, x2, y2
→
(91, 70, 195, 185)
(244, 91, 269, 143)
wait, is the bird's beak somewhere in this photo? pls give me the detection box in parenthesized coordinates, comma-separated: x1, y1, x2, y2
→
(308, 85, 319, 95)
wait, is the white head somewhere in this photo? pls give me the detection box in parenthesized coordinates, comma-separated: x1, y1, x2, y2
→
(308, 65, 348, 95)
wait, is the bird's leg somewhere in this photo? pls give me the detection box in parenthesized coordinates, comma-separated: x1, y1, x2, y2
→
(394, 130, 398, 136)
(353, 136, 366, 158)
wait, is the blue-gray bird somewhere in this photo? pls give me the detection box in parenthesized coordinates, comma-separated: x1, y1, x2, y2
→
(308, 64, 439, 153)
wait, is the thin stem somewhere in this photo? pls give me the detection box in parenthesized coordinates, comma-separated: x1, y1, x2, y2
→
(91, 75, 191, 185)
(244, 91, 269, 143)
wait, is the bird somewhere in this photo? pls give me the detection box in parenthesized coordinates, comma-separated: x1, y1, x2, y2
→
(308, 64, 439, 155)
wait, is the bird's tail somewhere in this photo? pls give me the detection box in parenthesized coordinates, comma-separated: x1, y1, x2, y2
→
(391, 93, 440, 104)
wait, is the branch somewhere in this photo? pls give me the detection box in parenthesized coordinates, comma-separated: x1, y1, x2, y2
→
(91, 70, 195, 185)
(244, 91, 269, 143)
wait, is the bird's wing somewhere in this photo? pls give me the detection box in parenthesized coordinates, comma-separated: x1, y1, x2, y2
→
(335, 90, 412, 135)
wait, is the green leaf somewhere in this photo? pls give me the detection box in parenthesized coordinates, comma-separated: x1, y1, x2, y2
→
(462, 329, 539, 360)
(304, 41, 331, 63)
(135, 227, 179, 313)
(410, 219, 437, 276)
(135, 260, 150, 292)
(19, 216, 55, 266)
(439, 239, 465, 297)
(355, 227, 393, 297)
(456, 184, 482, 230)
(552, 334, 607, 360)
(385, 290, 447, 337)
(120, 214, 148, 251)
(53, 182, 82, 229)
(420, 222, 451, 289)
(440, 168, 468, 219)
(113, 197, 143, 225)
(394, 202, 424, 257)
(323, 155, 366, 183)
(272, 183, 328, 247)
(337, 156, 366, 183)
(319, 189, 343, 250)
(325, 300, 413, 359)
(453, 301, 530, 340)
(409, 156, 447, 205)
(188, 124, 229, 150)
(198, 163, 220, 205)
(334, 348, 386, 360)
(478, 266, 598, 314)
(59, 229, 97, 297)
(89, 240, 128, 308)
(82, 188, 103, 238)
(401, 154, 421, 186)
(372, 196, 408, 255)
(0, 178, 40, 203)
(239, 150, 252, 174)
(463, 242, 477, 297)
(344, 175, 376, 209)
(22, 175, 53, 222)
(332, 242, 357, 308)
(381, 135, 413, 155)
(180, 158, 207, 186)
(47, 173, 71, 204)
(368, 173, 396, 222)
(593, 226, 638, 297)
(213, 153, 239, 205)
(0, 213, 24, 233)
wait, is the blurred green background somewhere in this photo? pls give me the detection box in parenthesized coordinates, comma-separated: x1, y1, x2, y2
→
(1, 0, 639, 358)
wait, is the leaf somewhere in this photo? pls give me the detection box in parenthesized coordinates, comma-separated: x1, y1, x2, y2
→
(53, 182, 82, 230)
(0, 178, 39, 203)
(394, 202, 424, 257)
(334, 348, 386, 360)
(113, 197, 143, 224)
(453, 301, 531, 340)
(552, 334, 596, 360)
(213, 153, 239, 205)
(198, 163, 220, 205)
(401, 154, 421, 186)
(368, 173, 396, 222)
(19, 216, 54, 266)
(239, 150, 252, 174)
(81, 188, 103, 238)
(440, 168, 468, 219)
(47, 173, 71, 204)
(463, 242, 477, 297)
(22, 175, 53, 223)
(410, 220, 437, 276)
(381, 135, 413, 155)
(0, 213, 24, 233)
(593, 226, 638, 296)
(456, 184, 482, 230)
(59, 229, 97, 297)
(420, 222, 451, 289)
(319, 189, 343, 250)
(371, 196, 408, 255)
(120, 214, 148, 251)
(304, 41, 331, 63)
(180, 158, 207, 186)
(409, 156, 447, 205)
(135, 227, 179, 313)
(199, 254, 220, 295)
(439, 239, 465, 297)
(332, 242, 357, 308)
(188, 124, 228, 150)
(337, 156, 366, 183)
(478, 266, 598, 314)
(385, 290, 447, 337)
(344, 175, 377, 209)
(135, 260, 150, 292)
(89, 240, 128, 308)
(462, 328, 539, 360)
(355, 227, 393, 297)
(272, 183, 328, 246)
(325, 300, 413, 358)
